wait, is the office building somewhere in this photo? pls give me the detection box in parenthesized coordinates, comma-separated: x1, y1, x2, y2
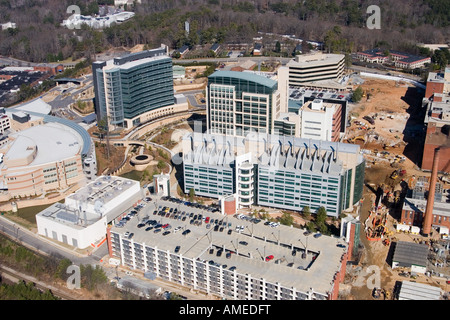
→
(62, 11, 135, 29)
(206, 71, 283, 137)
(93, 47, 185, 131)
(182, 132, 365, 217)
(277, 53, 348, 114)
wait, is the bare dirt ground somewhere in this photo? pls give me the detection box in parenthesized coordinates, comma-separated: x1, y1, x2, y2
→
(341, 78, 449, 300)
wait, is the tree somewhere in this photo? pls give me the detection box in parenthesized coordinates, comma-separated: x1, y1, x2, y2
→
(302, 206, 311, 219)
(157, 160, 166, 172)
(275, 41, 281, 53)
(189, 188, 195, 202)
(279, 212, 294, 226)
(352, 86, 364, 103)
(316, 207, 327, 225)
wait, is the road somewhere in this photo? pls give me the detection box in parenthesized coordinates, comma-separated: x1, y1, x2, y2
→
(0, 215, 106, 266)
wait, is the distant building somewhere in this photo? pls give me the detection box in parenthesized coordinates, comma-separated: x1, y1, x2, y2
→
(177, 45, 190, 56)
(62, 11, 135, 29)
(356, 48, 431, 69)
(1, 22, 16, 30)
(210, 43, 220, 54)
(252, 43, 263, 56)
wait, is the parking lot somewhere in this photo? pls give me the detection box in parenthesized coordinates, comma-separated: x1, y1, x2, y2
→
(289, 87, 352, 102)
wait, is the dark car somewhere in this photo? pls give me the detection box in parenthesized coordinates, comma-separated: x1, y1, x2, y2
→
(239, 241, 248, 246)
(175, 246, 180, 253)
(163, 231, 171, 236)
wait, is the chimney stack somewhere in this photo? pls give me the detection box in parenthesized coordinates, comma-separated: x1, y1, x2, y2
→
(422, 147, 440, 236)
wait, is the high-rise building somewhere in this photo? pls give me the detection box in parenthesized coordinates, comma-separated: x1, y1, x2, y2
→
(92, 47, 176, 130)
(206, 71, 283, 136)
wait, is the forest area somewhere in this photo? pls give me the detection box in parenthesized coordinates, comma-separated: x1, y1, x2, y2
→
(0, 0, 449, 63)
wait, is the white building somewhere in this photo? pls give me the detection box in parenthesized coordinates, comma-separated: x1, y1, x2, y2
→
(62, 11, 135, 30)
(299, 99, 343, 142)
(36, 176, 142, 249)
(1, 22, 17, 30)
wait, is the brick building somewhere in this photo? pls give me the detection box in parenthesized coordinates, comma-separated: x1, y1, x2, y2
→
(421, 67, 450, 173)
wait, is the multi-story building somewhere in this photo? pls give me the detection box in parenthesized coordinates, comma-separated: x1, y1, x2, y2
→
(421, 67, 450, 173)
(93, 47, 185, 131)
(0, 122, 85, 198)
(355, 48, 431, 70)
(182, 132, 365, 217)
(108, 199, 349, 300)
(299, 99, 343, 142)
(400, 177, 450, 234)
(0, 99, 97, 199)
(0, 112, 11, 134)
(206, 71, 283, 136)
(277, 53, 348, 111)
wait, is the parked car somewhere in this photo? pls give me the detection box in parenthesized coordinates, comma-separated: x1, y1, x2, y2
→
(265, 255, 274, 262)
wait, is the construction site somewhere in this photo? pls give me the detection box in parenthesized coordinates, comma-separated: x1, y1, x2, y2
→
(341, 77, 450, 300)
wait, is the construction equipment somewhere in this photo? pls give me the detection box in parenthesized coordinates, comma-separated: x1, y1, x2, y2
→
(390, 170, 399, 180)
(348, 136, 366, 144)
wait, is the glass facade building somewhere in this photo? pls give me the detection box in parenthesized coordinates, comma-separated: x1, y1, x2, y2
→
(92, 47, 174, 130)
(207, 71, 282, 136)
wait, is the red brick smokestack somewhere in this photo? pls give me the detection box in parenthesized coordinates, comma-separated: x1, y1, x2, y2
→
(422, 147, 440, 236)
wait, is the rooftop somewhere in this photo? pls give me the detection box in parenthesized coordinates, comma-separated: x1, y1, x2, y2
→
(37, 176, 142, 228)
(209, 70, 278, 90)
(393, 241, 429, 267)
(183, 132, 362, 174)
(398, 281, 443, 300)
(288, 53, 345, 67)
(111, 196, 348, 295)
(1, 122, 82, 169)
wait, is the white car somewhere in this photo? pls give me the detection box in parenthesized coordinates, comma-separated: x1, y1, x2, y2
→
(174, 226, 182, 233)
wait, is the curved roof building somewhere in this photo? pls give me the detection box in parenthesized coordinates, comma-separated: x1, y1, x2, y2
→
(0, 98, 96, 199)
